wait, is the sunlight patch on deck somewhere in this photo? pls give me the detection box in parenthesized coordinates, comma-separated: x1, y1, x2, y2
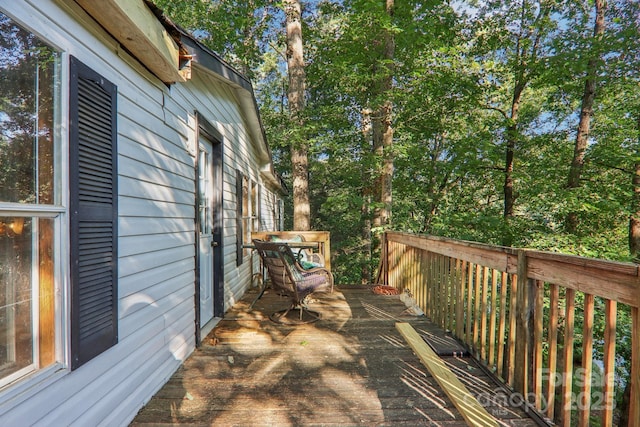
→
(360, 299, 403, 321)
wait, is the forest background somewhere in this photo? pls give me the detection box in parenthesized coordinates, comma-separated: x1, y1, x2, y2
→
(154, 0, 640, 285)
(152, 1, 639, 419)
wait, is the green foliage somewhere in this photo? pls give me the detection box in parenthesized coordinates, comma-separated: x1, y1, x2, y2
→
(157, 2, 639, 418)
(155, 0, 640, 267)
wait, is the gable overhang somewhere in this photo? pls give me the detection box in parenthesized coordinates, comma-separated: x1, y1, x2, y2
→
(69, 0, 284, 193)
(178, 32, 285, 194)
(73, 0, 189, 83)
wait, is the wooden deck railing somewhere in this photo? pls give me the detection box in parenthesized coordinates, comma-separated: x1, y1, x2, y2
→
(380, 231, 639, 427)
(251, 231, 331, 271)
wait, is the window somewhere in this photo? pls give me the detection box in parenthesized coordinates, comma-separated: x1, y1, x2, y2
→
(243, 175, 250, 247)
(252, 183, 261, 232)
(269, 193, 283, 231)
(0, 12, 61, 386)
(236, 171, 260, 265)
(0, 11, 118, 387)
(277, 197, 284, 231)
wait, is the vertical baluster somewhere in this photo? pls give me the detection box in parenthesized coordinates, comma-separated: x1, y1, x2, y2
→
(405, 247, 410, 296)
(446, 257, 456, 331)
(430, 251, 436, 320)
(414, 247, 420, 307)
(401, 245, 407, 291)
(423, 250, 429, 314)
(488, 270, 498, 370)
(456, 260, 467, 339)
(480, 266, 489, 362)
(419, 249, 426, 315)
(629, 306, 639, 426)
(389, 241, 395, 288)
(391, 237, 395, 285)
(439, 254, 445, 328)
(422, 250, 428, 317)
(447, 257, 455, 332)
(440, 254, 447, 328)
(497, 271, 508, 379)
(561, 288, 576, 427)
(436, 253, 443, 327)
(431, 252, 437, 323)
(466, 262, 474, 347)
(427, 252, 436, 321)
(546, 283, 559, 420)
(434, 253, 440, 325)
(507, 273, 518, 387)
(578, 293, 594, 425)
(400, 242, 404, 289)
(412, 247, 418, 308)
(533, 280, 544, 410)
(450, 258, 458, 334)
(514, 252, 530, 398)
(601, 299, 616, 427)
(473, 264, 482, 356)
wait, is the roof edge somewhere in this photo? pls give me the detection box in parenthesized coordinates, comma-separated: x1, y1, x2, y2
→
(146, 4, 284, 193)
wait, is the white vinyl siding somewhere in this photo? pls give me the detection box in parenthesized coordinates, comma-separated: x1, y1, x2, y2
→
(0, 0, 282, 425)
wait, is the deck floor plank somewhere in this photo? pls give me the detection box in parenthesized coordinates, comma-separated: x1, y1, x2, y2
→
(131, 286, 540, 426)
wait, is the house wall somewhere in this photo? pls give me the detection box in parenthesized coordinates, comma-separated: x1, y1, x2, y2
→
(0, 1, 281, 425)
(171, 67, 281, 308)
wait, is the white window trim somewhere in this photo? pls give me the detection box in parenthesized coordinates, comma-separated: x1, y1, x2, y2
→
(0, 46, 70, 410)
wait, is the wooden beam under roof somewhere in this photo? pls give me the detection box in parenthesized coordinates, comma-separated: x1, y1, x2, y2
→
(74, 0, 188, 83)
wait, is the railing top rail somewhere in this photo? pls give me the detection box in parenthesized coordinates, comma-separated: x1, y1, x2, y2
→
(252, 230, 331, 271)
(385, 231, 640, 308)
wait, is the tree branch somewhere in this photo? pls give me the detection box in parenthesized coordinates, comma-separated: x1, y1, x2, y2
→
(484, 105, 508, 119)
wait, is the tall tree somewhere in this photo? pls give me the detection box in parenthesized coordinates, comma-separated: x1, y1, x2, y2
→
(631, 113, 640, 257)
(501, 1, 552, 246)
(371, 0, 395, 238)
(565, 0, 606, 233)
(285, 0, 311, 231)
(471, 0, 556, 246)
(361, 108, 373, 283)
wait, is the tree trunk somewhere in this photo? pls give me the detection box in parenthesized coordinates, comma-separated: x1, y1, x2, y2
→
(372, 0, 395, 241)
(361, 109, 373, 284)
(504, 83, 525, 216)
(630, 113, 640, 261)
(240, 0, 256, 79)
(285, 0, 310, 231)
(502, 82, 525, 247)
(566, 0, 605, 233)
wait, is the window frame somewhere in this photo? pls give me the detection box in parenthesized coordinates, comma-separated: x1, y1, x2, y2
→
(0, 11, 68, 399)
(236, 172, 262, 265)
(0, 14, 119, 397)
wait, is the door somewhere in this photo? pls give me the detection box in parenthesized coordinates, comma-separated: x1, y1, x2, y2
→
(198, 141, 215, 325)
(196, 114, 224, 343)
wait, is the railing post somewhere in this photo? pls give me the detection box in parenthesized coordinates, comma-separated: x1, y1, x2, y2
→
(382, 232, 388, 286)
(514, 250, 531, 398)
(455, 260, 466, 339)
(631, 306, 640, 426)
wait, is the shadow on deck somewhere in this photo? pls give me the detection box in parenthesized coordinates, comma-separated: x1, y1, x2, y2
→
(131, 286, 541, 426)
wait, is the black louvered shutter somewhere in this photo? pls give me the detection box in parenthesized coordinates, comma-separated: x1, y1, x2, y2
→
(236, 169, 244, 266)
(69, 56, 118, 370)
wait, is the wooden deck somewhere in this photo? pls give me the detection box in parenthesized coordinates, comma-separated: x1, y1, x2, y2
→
(131, 286, 542, 426)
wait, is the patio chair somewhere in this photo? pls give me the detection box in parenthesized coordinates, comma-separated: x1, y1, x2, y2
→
(252, 239, 333, 324)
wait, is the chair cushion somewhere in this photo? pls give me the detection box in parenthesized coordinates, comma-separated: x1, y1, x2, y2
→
(300, 259, 322, 270)
(297, 271, 330, 295)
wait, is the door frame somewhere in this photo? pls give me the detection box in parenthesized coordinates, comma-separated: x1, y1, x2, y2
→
(194, 112, 224, 346)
